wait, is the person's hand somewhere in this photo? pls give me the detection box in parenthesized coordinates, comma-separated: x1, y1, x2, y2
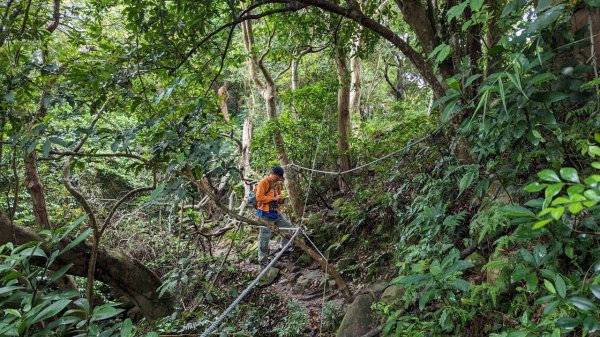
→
(273, 195, 282, 202)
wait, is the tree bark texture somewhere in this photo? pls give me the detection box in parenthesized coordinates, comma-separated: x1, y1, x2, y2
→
(0, 212, 173, 321)
(241, 17, 304, 217)
(23, 152, 52, 229)
(349, 53, 362, 116)
(334, 46, 352, 190)
(217, 84, 231, 122)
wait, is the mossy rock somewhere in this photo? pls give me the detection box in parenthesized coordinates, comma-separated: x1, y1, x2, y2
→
(380, 285, 404, 304)
(336, 294, 376, 337)
(466, 252, 486, 270)
(258, 267, 280, 287)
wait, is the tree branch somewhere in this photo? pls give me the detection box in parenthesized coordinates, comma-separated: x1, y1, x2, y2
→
(48, 151, 148, 164)
(62, 160, 98, 229)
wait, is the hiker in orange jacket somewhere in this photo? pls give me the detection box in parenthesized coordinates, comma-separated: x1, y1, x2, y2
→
(255, 166, 292, 265)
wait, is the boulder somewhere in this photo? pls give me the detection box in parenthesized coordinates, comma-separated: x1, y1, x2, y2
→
(380, 285, 404, 305)
(466, 252, 486, 270)
(336, 294, 376, 337)
(258, 267, 280, 287)
(370, 281, 389, 296)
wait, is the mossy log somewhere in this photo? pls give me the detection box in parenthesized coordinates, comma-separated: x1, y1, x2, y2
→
(0, 212, 173, 321)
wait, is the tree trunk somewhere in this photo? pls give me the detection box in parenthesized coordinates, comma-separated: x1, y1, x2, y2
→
(239, 114, 253, 211)
(217, 84, 231, 122)
(394, 55, 404, 100)
(241, 17, 304, 217)
(23, 152, 52, 229)
(291, 57, 299, 91)
(0, 212, 173, 321)
(334, 46, 352, 191)
(349, 54, 362, 115)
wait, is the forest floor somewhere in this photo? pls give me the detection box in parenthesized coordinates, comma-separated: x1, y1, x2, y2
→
(213, 238, 358, 336)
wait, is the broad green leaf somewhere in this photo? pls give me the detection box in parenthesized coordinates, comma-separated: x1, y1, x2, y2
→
(568, 296, 597, 311)
(550, 207, 564, 220)
(568, 202, 583, 214)
(559, 167, 579, 183)
(555, 275, 566, 298)
(449, 278, 470, 292)
(551, 197, 570, 205)
(583, 316, 599, 333)
(502, 205, 535, 217)
(470, 0, 484, 11)
(592, 161, 600, 169)
(60, 228, 93, 255)
(91, 304, 124, 321)
(29, 299, 71, 324)
(589, 146, 600, 157)
(4, 309, 21, 317)
(447, 1, 469, 22)
(538, 169, 561, 182)
(584, 189, 600, 201)
(591, 285, 600, 300)
(545, 183, 564, 199)
(525, 272, 538, 291)
(533, 218, 552, 229)
(543, 300, 560, 316)
(121, 318, 133, 337)
(556, 317, 580, 331)
(525, 182, 547, 192)
(527, 72, 556, 86)
(544, 279, 556, 294)
(0, 285, 24, 296)
(567, 184, 585, 195)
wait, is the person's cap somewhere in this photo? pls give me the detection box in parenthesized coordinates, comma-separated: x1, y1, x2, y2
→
(272, 166, 285, 179)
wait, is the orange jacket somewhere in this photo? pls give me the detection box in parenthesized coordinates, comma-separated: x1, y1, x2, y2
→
(255, 176, 282, 213)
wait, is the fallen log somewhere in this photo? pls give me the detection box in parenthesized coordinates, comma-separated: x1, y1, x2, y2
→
(0, 212, 173, 321)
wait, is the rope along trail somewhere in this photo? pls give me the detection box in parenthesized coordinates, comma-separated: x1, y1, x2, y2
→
(199, 227, 302, 337)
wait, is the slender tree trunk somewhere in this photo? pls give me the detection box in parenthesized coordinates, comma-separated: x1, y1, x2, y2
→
(349, 39, 362, 116)
(291, 57, 299, 91)
(23, 153, 51, 229)
(217, 84, 231, 122)
(241, 17, 304, 217)
(239, 114, 253, 211)
(394, 55, 404, 100)
(334, 46, 352, 191)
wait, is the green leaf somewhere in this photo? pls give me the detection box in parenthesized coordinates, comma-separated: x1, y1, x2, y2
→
(525, 182, 547, 192)
(567, 184, 585, 195)
(525, 272, 538, 291)
(596, 132, 600, 143)
(551, 197, 570, 205)
(584, 189, 600, 201)
(583, 316, 599, 333)
(458, 170, 475, 197)
(4, 309, 21, 317)
(543, 300, 560, 316)
(559, 167, 579, 183)
(449, 278, 470, 292)
(29, 299, 71, 324)
(538, 169, 561, 182)
(47, 263, 74, 283)
(555, 274, 566, 298)
(533, 218, 552, 229)
(544, 279, 556, 294)
(550, 206, 564, 220)
(147, 184, 166, 203)
(91, 304, 124, 321)
(592, 161, 600, 169)
(120, 318, 133, 337)
(590, 285, 600, 300)
(502, 205, 535, 217)
(545, 183, 564, 199)
(60, 228, 93, 255)
(556, 317, 580, 331)
(568, 202, 583, 214)
(527, 72, 556, 86)
(447, 1, 469, 22)
(470, 0, 484, 11)
(589, 146, 600, 157)
(568, 296, 598, 311)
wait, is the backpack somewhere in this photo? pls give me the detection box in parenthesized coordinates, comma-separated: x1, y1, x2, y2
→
(248, 180, 274, 209)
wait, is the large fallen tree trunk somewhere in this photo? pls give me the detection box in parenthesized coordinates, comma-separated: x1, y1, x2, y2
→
(0, 212, 173, 321)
